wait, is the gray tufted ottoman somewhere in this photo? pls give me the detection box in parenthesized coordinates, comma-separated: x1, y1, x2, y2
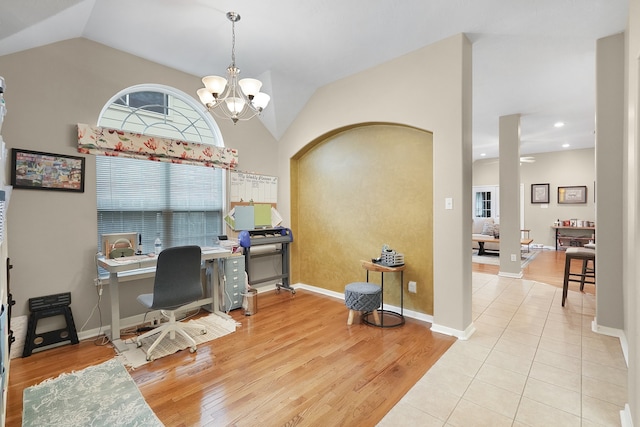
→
(344, 282, 381, 325)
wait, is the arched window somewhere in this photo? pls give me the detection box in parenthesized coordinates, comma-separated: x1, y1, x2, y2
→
(98, 84, 223, 146)
(96, 84, 225, 253)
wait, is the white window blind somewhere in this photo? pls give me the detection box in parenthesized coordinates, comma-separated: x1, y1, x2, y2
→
(96, 156, 223, 253)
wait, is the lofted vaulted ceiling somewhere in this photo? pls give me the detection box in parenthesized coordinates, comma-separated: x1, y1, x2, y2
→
(0, 0, 628, 159)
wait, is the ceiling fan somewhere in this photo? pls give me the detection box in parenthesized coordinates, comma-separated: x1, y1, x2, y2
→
(482, 156, 536, 165)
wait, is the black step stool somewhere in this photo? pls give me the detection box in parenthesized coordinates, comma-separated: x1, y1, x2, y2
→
(23, 292, 79, 357)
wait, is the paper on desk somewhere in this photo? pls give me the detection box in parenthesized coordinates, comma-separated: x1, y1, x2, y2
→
(111, 254, 154, 263)
(201, 246, 231, 253)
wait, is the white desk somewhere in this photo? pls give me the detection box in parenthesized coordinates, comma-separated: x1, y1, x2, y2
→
(98, 246, 240, 352)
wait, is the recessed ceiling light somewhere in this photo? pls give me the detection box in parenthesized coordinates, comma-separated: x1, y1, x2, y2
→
(562, 143, 570, 148)
(554, 122, 565, 128)
(480, 153, 486, 157)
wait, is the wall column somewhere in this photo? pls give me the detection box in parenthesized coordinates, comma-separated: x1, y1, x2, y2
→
(594, 34, 625, 331)
(498, 114, 522, 277)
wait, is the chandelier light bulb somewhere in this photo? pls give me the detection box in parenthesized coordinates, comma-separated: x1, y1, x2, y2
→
(239, 78, 262, 98)
(225, 97, 246, 114)
(252, 92, 270, 110)
(202, 76, 227, 96)
(196, 88, 215, 105)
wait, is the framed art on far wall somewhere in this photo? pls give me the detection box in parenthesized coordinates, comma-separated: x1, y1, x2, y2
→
(558, 185, 587, 204)
(531, 183, 550, 204)
(11, 148, 85, 192)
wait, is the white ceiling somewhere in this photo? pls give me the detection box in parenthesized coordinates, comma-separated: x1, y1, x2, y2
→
(0, 0, 628, 160)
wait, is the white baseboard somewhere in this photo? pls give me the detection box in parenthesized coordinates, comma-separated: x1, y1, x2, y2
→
(10, 314, 108, 359)
(9, 315, 27, 359)
(498, 270, 523, 279)
(294, 282, 435, 326)
(620, 404, 634, 427)
(431, 322, 476, 339)
(591, 319, 629, 367)
(294, 283, 343, 300)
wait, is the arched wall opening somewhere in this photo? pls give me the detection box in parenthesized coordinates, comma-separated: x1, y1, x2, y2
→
(290, 123, 434, 314)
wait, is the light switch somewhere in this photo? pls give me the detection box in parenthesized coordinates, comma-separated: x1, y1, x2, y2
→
(445, 197, 453, 210)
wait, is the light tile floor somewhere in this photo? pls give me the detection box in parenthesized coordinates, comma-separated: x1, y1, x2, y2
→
(379, 273, 628, 427)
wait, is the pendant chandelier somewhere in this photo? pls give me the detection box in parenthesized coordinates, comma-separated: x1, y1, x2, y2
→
(197, 12, 270, 124)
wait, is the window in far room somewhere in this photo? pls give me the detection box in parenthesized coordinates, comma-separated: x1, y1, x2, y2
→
(475, 191, 492, 217)
(96, 84, 225, 254)
(472, 184, 526, 228)
(473, 185, 499, 220)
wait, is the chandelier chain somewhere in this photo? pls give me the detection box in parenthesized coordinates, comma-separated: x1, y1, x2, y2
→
(230, 17, 236, 67)
(197, 11, 270, 124)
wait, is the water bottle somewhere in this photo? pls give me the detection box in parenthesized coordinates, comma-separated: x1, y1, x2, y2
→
(154, 236, 162, 255)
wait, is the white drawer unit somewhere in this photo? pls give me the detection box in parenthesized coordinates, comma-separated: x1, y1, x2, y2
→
(221, 257, 245, 312)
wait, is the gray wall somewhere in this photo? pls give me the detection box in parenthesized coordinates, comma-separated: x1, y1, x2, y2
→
(595, 33, 624, 331)
(474, 148, 595, 248)
(1, 18, 636, 419)
(278, 34, 474, 336)
(623, 0, 640, 419)
(498, 114, 522, 276)
(0, 35, 474, 339)
(0, 39, 278, 331)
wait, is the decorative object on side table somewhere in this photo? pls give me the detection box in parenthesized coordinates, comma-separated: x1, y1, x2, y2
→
(379, 245, 404, 267)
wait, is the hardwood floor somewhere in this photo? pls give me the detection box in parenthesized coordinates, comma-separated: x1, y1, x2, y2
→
(472, 248, 596, 295)
(7, 289, 455, 427)
(8, 250, 585, 426)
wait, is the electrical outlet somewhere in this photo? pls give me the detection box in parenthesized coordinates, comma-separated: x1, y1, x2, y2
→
(408, 281, 417, 293)
(511, 253, 517, 262)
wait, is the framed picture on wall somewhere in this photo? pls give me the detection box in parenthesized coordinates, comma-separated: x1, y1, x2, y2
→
(531, 183, 550, 204)
(11, 148, 85, 192)
(558, 185, 587, 204)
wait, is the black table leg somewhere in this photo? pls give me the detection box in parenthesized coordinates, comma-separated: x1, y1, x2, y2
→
(477, 242, 486, 256)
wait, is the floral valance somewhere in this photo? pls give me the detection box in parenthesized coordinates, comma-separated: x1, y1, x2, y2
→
(77, 123, 238, 170)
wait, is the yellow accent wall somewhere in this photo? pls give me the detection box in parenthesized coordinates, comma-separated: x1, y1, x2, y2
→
(291, 123, 434, 314)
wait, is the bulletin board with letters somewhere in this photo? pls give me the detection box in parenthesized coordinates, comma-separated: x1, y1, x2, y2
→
(227, 171, 280, 230)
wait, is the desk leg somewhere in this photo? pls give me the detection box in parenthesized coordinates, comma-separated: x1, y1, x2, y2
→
(209, 260, 218, 313)
(210, 260, 232, 321)
(109, 273, 128, 353)
(400, 271, 404, 317)
(380, 272, 384, 327)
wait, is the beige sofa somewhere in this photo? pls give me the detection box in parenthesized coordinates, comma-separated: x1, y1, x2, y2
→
(472, 217, 500, 252)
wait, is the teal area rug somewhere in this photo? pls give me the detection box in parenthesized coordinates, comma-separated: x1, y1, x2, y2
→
(22, 359, 163, 427)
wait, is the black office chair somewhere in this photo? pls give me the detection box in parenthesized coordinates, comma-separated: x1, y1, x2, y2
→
(136, 245, 206, 360)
